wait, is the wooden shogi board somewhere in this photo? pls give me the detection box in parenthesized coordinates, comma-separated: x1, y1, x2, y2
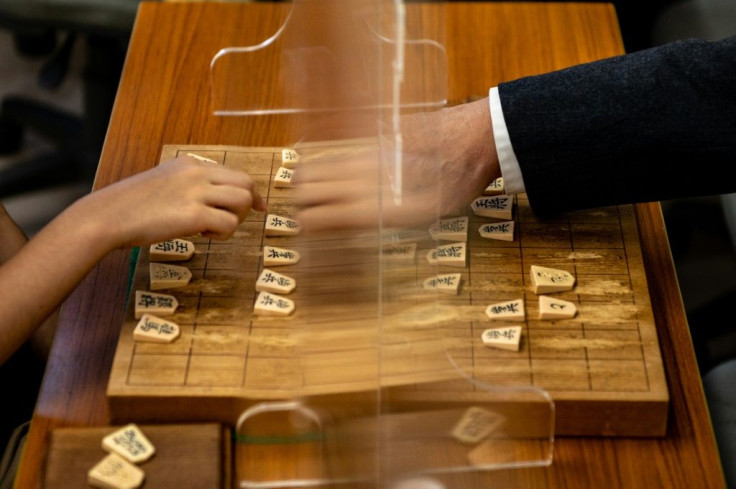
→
(107, 144, 668, 437)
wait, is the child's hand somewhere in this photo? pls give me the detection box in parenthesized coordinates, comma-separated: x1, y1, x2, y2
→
(73, 156, 266, 248)
(0, 155, 266, 363)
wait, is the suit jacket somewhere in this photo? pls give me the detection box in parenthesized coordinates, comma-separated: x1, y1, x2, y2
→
(498, 36, 736, 215)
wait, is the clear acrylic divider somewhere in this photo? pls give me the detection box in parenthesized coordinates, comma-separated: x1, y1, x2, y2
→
(210, 1, 554, 487)
(210, 0, 447, 116)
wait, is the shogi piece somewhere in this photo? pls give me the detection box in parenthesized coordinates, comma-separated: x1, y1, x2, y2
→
(382, 243, 417, 263)
(478, 221, 515, 241)
(263, 245, 300, 266)
(149, 263, 192, 290)
(483, 177, 505, 196)
(253, 291, 295, 316)
(265, 214, 301, 236)
(256, 268, 296, 294)
(429, 216, 469, 241)
(134, 290, 178, 319)
(427, 242, 467, 268)
(133, 314, 181, 343)
(186, 152, 218, 164)
(539, 295, 578, 319)
(274, 167, 294, 188)
(88, 453, 145, 489)
(530, 265, 576, 294)
(450, 406, 505, 444)
(471, 195, 513, 220)
(149, 239, 195, 262)
(422, 273, 462, 295)
(102, 424, 155, 463)
(485, 298, 525, 320)
(481, 326, 522, 352)
(281, 148, 299, 168)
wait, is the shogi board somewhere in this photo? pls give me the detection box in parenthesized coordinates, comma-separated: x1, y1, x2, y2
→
(108, 144, 668, 437)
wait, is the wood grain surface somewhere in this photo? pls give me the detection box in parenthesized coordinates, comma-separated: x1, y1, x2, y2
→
(16, 3, 726, 489)
(43, 423, 229, 489)
(106, 143, 668, 441)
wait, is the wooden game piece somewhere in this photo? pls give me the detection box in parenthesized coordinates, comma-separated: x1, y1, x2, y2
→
(186, 152, 218, 164)
(149, 263, 192, 290)
(281, 148, 299, 168)
(485, 298, 525, 320)
(481, 326, 522, 352)
(422, 273, 462, 295)
(539, 295, 578, 319)
(133, 314, 181, 343)
(253, 291, 295, 316)
(426, 242, 467, 268)
(382, 242, 417, 263)
(149, 239, 195, 262)
(482, 177, 505, 195)
(134, 290, 178, 319)
(264, 214, 301, 236)
(429, 216, 469, 241)
(274, 166, 294, 188)
(88, 453, 145, 489)
(102, 424, 155, 463)
(530, 265, 576, 294)
(478, 221, 515, 241)
(263, 245, 300, 266)
(256, 269, 296, 294)
(471, 195, 513, 219)
(450, 406, 504, 444)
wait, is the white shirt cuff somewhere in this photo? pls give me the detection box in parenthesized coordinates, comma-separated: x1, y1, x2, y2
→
(489, 86, 526, 194)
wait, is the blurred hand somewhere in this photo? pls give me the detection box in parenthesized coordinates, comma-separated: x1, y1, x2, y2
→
(294, 98, 499, 232)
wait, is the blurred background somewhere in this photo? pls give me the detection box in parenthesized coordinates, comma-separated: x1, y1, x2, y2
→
(0, 0, 734, 478)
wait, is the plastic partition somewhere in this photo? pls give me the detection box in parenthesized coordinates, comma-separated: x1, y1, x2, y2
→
(210, 1, 554, 487)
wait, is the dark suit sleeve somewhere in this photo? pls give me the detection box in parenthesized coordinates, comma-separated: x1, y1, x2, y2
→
(498, 36, 736, 215)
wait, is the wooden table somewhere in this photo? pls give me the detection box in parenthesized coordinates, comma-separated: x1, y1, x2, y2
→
(16, 2, 726, 488)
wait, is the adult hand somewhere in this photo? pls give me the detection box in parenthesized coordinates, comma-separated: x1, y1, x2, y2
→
(294, 98, 500, 232)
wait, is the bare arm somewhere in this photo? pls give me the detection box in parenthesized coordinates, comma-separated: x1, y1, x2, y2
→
(0, 204, 28, 263)
(1, 204, 60, 359)
(0, 156, 265, 364)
